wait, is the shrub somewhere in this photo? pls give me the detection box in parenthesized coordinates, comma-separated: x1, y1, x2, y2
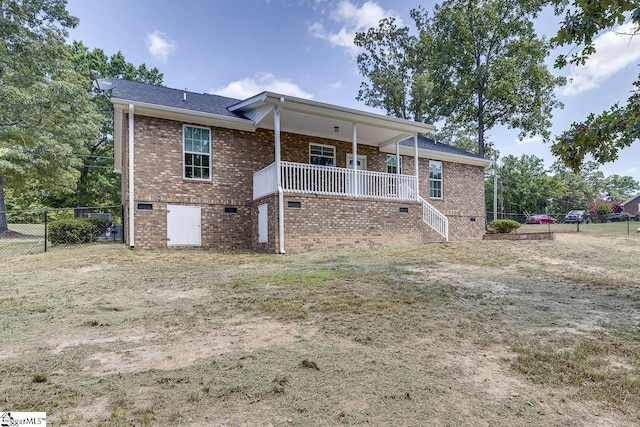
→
(635, 212, 640, 221)
(621, 213, 632, 221)
(48, 219, 97, 244)
(84, 217, 111, 236)
(488, 219, 522, 234)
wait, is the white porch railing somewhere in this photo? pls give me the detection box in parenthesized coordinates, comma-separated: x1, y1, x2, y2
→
(419, 195, 448, 241)
(254, 161, 418, 201)
(280, 161, 417, 200)
(253, 162, 279, 200)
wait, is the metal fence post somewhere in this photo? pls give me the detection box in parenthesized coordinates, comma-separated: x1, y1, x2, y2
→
(44, 210, 48, 253)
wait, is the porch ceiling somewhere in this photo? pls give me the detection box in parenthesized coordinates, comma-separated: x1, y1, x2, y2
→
(228, 92, 435, 147)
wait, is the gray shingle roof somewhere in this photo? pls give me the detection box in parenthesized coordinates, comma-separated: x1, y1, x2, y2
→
(110, 79, 246, 119)
(399, 135, 483, 159)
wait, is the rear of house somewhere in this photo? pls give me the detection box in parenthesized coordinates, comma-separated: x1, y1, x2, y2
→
(111, 80, 490, 253)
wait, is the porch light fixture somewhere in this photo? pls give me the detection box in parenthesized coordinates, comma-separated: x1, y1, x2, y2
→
(334, 126, 339, 132)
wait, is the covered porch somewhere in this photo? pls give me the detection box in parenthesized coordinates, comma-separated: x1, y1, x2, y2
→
(229, 92, 448, 251)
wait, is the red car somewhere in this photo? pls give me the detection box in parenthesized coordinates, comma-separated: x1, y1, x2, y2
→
(525, 214, 558, 224)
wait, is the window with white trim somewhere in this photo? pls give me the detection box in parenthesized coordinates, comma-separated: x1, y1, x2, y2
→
(386, 154, 402, 174)
(183, 125, 211, 180)
(309, 143, 335, 166)
(429, 161, 443, 199)
(387, 154, 402, 195)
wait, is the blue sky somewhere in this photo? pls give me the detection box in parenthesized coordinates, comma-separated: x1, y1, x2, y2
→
(66, 0, 640, 184)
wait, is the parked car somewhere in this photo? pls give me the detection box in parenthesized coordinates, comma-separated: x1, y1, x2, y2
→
(526, 214, 558, 224)
(607, 213, 630, 222)
(564, 209, 590, 223)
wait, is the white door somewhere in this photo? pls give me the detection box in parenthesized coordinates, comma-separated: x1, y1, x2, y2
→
(258, 204, 268, 243)
(346, 155, 367, 196)
(346, 154, 367, 171)
(167, 205, 201, 246)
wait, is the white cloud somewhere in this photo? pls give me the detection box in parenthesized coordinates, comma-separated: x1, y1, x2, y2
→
(562, 23, 640, 96)
(145, 31, 177, 63)
(330, 81, 343, 89)
(516, 135, 543, 145)
(309, 0, 401, 54)
(211, 73, 313, 99)
(626, 166, 638, 176)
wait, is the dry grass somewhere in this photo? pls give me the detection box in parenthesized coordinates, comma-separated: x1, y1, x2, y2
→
(1, 233, 639, 426)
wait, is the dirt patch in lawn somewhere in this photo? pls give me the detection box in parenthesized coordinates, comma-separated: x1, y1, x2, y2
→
(1, 233, 639, 426)
(80, 317, 314, 374)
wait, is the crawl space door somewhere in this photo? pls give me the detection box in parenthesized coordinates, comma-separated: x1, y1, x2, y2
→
(167, 205, 201, 246)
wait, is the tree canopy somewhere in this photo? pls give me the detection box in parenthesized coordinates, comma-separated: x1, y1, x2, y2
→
(0, 0, 100, 231)
(61, 41, 163, 209)
(488, 154, 564, 215)
(550, 0, 640, 170)
(355, 0, 564, 158)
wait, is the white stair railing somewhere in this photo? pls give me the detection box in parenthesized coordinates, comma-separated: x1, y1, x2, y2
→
(418, 195, 448, 241)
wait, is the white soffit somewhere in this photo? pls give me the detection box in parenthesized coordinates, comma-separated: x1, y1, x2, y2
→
(230, 92, 434, 147)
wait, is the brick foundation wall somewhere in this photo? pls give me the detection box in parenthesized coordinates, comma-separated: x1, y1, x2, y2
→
(281, 194, 426, 253)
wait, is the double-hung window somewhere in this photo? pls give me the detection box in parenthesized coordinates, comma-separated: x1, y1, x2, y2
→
(183, 125, 211, 180)
(387, 154, 402, 195)
(429, 160, 443, 199)
(309, 143, 335, 166)
(386, 154, 402, 174)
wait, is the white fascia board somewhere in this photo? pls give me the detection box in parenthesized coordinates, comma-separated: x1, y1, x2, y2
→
(111, 99, 256, 132)
(227, 92, 269, 111)
(380, 145, 491, 167)
(378, 134, 414, 148)
(230, 92, 435, 135)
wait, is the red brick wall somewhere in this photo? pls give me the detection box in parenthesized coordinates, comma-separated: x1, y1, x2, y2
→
(281, 195, 427, 253)
(120, 113, 487, 250)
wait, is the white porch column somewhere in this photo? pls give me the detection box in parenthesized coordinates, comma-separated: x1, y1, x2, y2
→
(396, 142, 400, 175)
(414, 134, 419, 198)
(274, 99, 285, 254)
(352, 122, 358, 197)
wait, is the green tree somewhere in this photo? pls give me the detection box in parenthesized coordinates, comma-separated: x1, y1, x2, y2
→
(66, 41, 163, 209)
(547, 161, 597, 213)
(600, 174, 640, 201)
(498, 154, 564, 215)
(550, 0, 640, 170)
(430, 122, 480, 154)
(354, 17, 430, 121)
(355, 0, 564, 158)
(0, 0, 100, 232)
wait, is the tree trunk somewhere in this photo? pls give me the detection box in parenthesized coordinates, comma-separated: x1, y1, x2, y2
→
(0, 175, 8, 233)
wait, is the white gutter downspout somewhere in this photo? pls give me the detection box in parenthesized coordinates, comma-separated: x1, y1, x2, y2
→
(352, 123, 358, 197)
(128, 104, 135, 248)
(414, 134, 419, 199)
(275, 98, 286, 254)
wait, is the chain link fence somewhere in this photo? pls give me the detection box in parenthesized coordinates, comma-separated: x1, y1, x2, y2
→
(486, 211, 640, 236)
(0, 206, 124, 258)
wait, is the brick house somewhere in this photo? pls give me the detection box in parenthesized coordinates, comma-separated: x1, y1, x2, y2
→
(621, 193, 640, 216)
(111, 79, 490, 253)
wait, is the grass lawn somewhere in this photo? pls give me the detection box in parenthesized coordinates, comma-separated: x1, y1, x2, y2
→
(1, 233, 639, 426)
